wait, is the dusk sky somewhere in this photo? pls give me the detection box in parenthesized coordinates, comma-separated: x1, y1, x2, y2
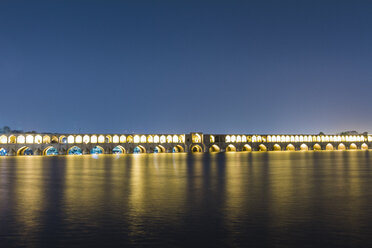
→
(1, 0, 371, 134)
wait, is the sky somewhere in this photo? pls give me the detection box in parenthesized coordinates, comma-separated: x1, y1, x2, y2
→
(0, 0, 372, 134)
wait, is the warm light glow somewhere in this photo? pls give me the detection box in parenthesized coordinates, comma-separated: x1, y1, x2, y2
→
(113, 135, 119, 143)
(90, 135, 97, 143)
(17, 135, 25, 144)
(75, 135, 82, 143)
(173, 135, 179, 143)
(160, 135, 166, 143)
(35, 135, 42, 144)
(83, 135, 90, 144)
(154, 135, 159, 143)
(141, 135, 146, 143)
(98, 135, 105, 143)
(0, 135, 7, 144)
(120, 135, 126, 143)
(68, 135, 75, 144)
(134, 135, 140, 143)
(26, 135, 34, 144)
(167, 135, 172, 143)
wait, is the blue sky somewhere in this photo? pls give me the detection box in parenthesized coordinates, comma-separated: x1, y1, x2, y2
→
(1, 0, 371, 134)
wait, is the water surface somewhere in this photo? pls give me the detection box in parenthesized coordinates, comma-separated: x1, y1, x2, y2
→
(1, 151, 372, 247)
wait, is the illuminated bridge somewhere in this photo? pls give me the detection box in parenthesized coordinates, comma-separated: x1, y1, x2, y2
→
(0, 133, 371, 156)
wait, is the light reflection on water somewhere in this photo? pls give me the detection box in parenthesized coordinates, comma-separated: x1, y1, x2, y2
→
(1, 152, 372, 247)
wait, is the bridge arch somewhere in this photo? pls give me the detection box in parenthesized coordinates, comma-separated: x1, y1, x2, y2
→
(350, 143, 357, 150)
(259, 144, 267, 151)
(361, 143, 368, 150)
(67, 146, 82, 155)
(35, 135, 42, 144)
(326, 143, 334, 151)
(191, 145, 203, 153)
(112, 145, 126, 154)
(242, 144, 252, 152)
(338, 143, 346, 150)
(226, 144, 236, 152)
(300, 144, 308, 151)
(26, 135, 34, 144)
(17, 135, 25, 144)
(91, 146, 104, 154)
(0, 135, 7, 144)
(75, 135, 82, 143)
(127, 136, 133, 143)
(51, 136, 58, 143)
(154, 145, 165, 153)
(134, 145, 146, 154)
(113, 135, 119, 143)
(43, 146, 58, 156)
(17, 146, 33, 156)
(209, 144, 220, 153)
(8, 135, 16, 144)
(59, 136, 67, 144)
(173, 145, 184, 153)
(0, 148, 8, 156)
(286, 144, 295, 151)
(43, 135, 51, 144)
(313, 144, 321, 151)
(273, 144, 281, 151)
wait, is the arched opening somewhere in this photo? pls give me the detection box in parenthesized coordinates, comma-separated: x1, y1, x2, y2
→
(141, 135, 147, 143)
(35, 135, 42, 144)
(361, 143, 368, 150)
(134, 145, 146, 154)
(326, 143, 334, 151)
(17, 146, 33, 156)
(98, 135, 105, 143)
(166, 135, 172, 143)
(154, 145, 165, 153)
(134, 135, 140, 143)
(91, 146, 104, 154)
(273, 144, 281, 151)
(259, 144, 267, 151)
(300, 144, 308, 151)
(154, 135, 160, 143)
(127, 136, 133, 143)
(0, 135, 7, 144)
(120, 135, 126, 143)
(8, 135, 16, 144)
(147, 135, 153, 143)
(173, 145, 184, 153)
(209, 144, 220, 153)
(242, 144, 252, 152)
(51, 136, 58, 143)
(68, 146, 82, 155)
(59, 136, 67, 144)
(43, 146, 58, 156)
(106, 135, 112, 143)
(0, 148, 8, 156)
(338, 143, 346, 151)
(192, 134, 202, 143)
(26, 135, 34, 144)
(75, 135, 82, 143)
(313, 144, 321, 151)
(286, 144, 295, 151)
(350, 143, 357, 150)
(226, 144, 236, 152)
(191, 145, 202, 153)
(113, 135, 119, 143)
(17, 135, 25, 144)
(90, 135, 98, 143)
(67, 135, 75, 144)
(43, 135, 51, 144)
(112, 145, 126, 154)
(160, 135, 166, 143)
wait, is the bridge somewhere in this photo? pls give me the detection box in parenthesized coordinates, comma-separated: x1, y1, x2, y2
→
(0, 133, 371, 156)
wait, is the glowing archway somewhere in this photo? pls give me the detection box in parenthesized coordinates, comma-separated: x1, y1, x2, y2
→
(209, 145, 220, 153)
(259, 144, 267, 151)
(8, 135, 16, 144)
(154, 145, 165, 153)
(0, 148, 8, 156)
(242, 144, 252, 152)
(326, 143, 334, 151)
(313, 144, 321, 151)
(0, 135, 7, 144)
(300, 144, 308, 151)
(113, 145, 126, 154)
(191, 145, 202, 153)
(273, 144, 281, 151)
(67, 146, 82, 155)
(91, 146, 104, 154)
(43, 135, 51, 144)
(286, 144, 295, 151)
(43, 146, 58, 156)
(338, 143, 346, 150)
(350, 143, 357, 150)
(59, 136, 67, 144)
(361, 143, 368, 150)
(17, 146, 33, 156)
(134, 145, 146, 154)
(226, 144, 236, 152)
(173, 145, 184, 153)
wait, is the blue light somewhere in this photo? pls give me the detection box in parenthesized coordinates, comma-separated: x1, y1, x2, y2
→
(90, 146, 103, 154)
(0, 148, 7, 156)
(68, 146, 82, 155)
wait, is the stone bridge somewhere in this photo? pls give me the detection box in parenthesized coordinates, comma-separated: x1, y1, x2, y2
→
(0, 133, 370, 156)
